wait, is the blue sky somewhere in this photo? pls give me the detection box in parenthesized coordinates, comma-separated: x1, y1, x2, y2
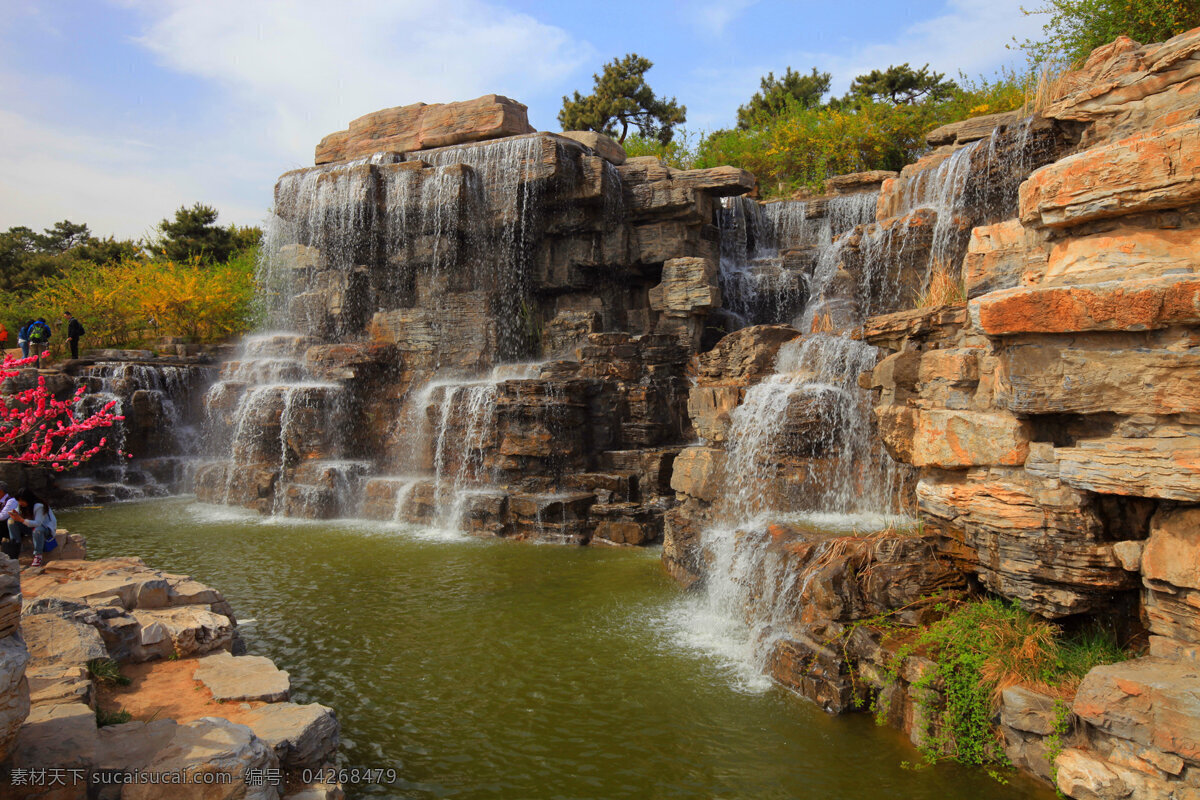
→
(0, 0, 1044, 238)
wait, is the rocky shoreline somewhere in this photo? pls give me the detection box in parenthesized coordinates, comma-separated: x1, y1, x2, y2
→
(0, 542, 342, 799)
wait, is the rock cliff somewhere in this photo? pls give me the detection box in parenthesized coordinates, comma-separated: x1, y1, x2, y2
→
(178, 24, 1200, 796)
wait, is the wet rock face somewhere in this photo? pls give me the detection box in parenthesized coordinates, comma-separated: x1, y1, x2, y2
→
(203, 97, 751, 528)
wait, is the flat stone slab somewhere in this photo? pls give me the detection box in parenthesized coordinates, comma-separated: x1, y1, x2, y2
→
(242, 701, 339, 769)
(194, 651, 290, 703)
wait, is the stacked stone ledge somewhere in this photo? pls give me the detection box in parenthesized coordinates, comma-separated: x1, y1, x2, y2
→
(0, 555, 341, 799)
(858, 26, 1200, 797)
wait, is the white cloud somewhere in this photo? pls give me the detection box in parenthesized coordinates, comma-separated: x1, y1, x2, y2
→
(0, 108, 269, 240)
(0, 0, 593, 237)
(818, 0, 1044, 92)
(125, 0, 594, 161)
(688, 0, 759, 37)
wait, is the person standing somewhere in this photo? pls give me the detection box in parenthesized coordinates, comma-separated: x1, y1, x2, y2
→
(64, 312, 84, 359)
(16, 320, 32, 358)
(27, 318, 51, 362)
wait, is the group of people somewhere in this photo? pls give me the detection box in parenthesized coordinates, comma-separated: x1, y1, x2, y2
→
(0, 482, 57, 568)
(13, 312, 85, 360)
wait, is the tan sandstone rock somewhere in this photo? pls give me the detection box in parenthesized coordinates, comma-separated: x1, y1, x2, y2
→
(557, 131, 626, 165)
(242, 702, 339, 770)
(0, 632, 30, 761)
(122, 716, 281, 800)
(315, 95, 534, 164)
(669, 447, 726, 503)
(963, 219, 1049, 297)
(1073, 657, 1200, 763)
(1019, 120, 1200, 228)
(973, 275, 1200, 335)
(194, 652, 290, 703)
(910, 409, 1031, 468)
(1027, 437, 1200, 502)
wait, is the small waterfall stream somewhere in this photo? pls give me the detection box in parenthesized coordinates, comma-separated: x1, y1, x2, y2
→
(688, 119, 1053, 679)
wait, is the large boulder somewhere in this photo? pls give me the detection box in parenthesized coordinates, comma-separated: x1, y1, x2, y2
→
(0, 633, 30, 761)
(21, 613, 108, 668)
(122, 717, 281, 800)
(242, 702, 339, 770)
(1019, 120, 1200, 229)
(315, 95, 534, 164)
(1073, 657, 1200, 763)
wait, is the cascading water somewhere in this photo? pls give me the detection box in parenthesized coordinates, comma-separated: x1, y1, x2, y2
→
(200, 133, 566, 522)
(717, 192, 877, 329)
(65, 360, 215, 499)
(682, 116, 1059, 684)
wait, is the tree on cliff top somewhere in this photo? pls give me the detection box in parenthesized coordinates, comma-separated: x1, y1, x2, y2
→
(1018, 0, 1200, 65)
(737, 67, 831, 129)
(558, 54, 686, 144)
(846, 63, 957, 105)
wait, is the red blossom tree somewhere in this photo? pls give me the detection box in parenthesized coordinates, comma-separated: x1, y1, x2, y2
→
(0, 353, 123, 471)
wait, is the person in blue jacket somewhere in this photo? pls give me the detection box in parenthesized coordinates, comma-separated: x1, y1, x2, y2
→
(26, 318, 51, 362)
(16, 320, 33, 358)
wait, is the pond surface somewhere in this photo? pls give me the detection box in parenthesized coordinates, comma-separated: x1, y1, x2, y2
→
(61, 498, 1052, 800)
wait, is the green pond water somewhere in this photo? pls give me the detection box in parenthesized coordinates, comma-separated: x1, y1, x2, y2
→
(60, 498, 1053, 800)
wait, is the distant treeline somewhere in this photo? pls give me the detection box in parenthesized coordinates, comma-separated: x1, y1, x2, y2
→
(0, 203, 261, 351)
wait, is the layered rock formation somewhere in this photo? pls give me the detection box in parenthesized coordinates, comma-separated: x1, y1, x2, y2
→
(662, 25, 1200, 797)
(181, 25, 1200, 796)
(197, 109, 752, 546)
(3, 557, 340, 799)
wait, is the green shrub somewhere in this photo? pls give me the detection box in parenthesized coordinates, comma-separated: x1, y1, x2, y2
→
(877, 597, 1127, 769)
(1020, 0, 1200, 66)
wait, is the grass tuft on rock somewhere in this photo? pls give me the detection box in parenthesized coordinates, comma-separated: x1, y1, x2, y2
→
(87, 657, 131, 686)
(879, 596, 1128, 769)
(96, 706, 133, 727)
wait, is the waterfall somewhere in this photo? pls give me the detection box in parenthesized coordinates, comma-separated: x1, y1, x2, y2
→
(682, 334, 909, 678)
(718, 192, 878, 329)
(200, 133, 567, 520)
(723, 335, 900, 520)
(65, 360, 214, 499)
(682, 118, 1058, 685)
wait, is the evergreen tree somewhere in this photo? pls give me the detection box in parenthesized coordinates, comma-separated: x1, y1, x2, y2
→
(847, 63, 957, 105)
(156, 203, 236, 264)
(737, 67, 831, 129)
(558, 54, 686, 144)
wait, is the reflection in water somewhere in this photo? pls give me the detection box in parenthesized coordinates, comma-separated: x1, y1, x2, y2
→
(62, 498, 1051, 800)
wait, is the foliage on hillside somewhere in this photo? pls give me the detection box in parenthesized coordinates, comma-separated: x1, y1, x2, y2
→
(625, 72, 1027, 196)
(0, 249, 259, 353)
(0, 206, 260, 351)
(1019, 0, 1200, 66)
